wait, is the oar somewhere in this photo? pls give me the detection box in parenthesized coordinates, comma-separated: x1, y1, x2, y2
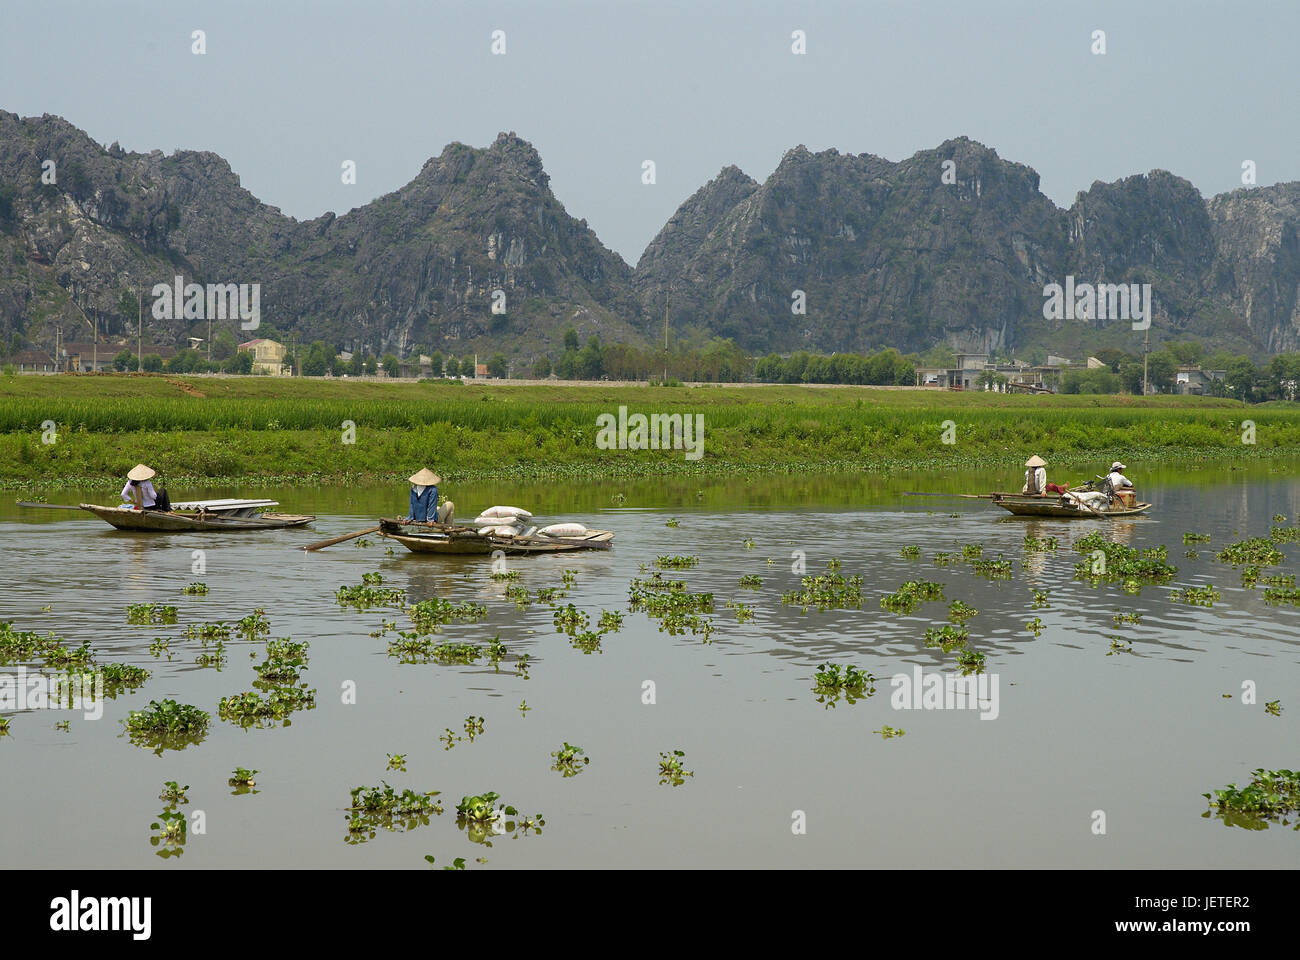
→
(15, 502, 84, 510)
(301, 524, 381, 552)
(902, 492, 1000, 499)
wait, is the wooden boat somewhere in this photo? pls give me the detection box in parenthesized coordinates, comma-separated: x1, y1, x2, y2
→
(988, 493, 1152, 519)
(80, 501, 316, 532)
(378, 518, 614, 555)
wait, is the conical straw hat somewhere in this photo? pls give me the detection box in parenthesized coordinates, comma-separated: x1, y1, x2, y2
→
(1024, 455, 1047, 468)
(409, 468, 441, 486)
(127, 463, 156, 481)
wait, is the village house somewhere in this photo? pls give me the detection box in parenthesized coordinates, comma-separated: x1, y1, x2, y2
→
(1174, 366, 1227, 395)
(237, 338, 288, 376)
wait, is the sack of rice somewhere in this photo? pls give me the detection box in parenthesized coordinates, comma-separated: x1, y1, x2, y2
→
(520, 526, 538, 539)
(538, 522, 588, 538)
(473, 514, 512, 525)
(479, 505, 533, 520)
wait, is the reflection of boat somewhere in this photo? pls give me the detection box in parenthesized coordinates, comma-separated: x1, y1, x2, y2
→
(80, 500, 315, 532)
(378, 518, 613, 555)
(990, 494, 1152, 519)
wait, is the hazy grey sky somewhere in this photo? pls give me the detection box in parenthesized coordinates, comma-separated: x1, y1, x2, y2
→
(4, 0, 1297, 264)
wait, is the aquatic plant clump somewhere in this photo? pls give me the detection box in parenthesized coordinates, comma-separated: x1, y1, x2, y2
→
(1269, 525, 1300, 545)
(970, 555, 1013, 580)
(880, 580, 945, 614)
(125, 603, 178, 625)
(126, 699, 209, 735)
(658, 750, 694, 787)
(782, 571, 864, 611)
(183, 622, 231, 643)
(1023, 534, 1059, 552)
(346, 782, 443, 844)
(812, 663, 877, 706)
(217, 684, 317, 727)
(236, 609, 270, 640)
(1203, 768, 1300, 830)
(569, 631, 603, 655)
(552, 604, 590, 633)
(550, 742, 590, 777)
(1263, 587, 1300, 607)
(407, 598, 488, 633)
(924, 624, 970, 652)
(182, 582, 209, 596)
(1170, 585, 1221, 607)
(125, 699, 210, 753)
(655, 555, 699, 569)
(1073, 532, 1177, 588)
(336, 583, 407, 609)
(948, 600, 978, 624)
(1215, 538, 1284, 568)
(387, 632, 482, 664)
(954, 648, 986, 674)
(253, 638, 310, 684)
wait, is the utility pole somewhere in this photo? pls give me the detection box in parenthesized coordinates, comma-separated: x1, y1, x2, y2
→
(207, 316, 212, 362)
(663, 292, 669, 382)
(137, 291, 143, 372)
(1142, 325, 1150, 396)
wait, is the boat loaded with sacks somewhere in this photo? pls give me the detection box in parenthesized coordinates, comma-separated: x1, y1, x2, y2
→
(378, 504, 614, 555)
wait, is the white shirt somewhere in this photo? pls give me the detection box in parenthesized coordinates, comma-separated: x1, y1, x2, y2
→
(412, 485, 428, 497)
(1107, 471, 1133, 490)
(1022, 466, 1046, 494)
(121, 479, 157, 508)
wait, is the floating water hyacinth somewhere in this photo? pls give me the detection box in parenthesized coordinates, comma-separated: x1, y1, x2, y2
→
(550, 742, 590, 777)
(948, 600, 978, 623)
(658, 750, 693, 786)
(782, 565, 864, 611)
(812, 663, 877, 707)
(880, 580, 944, 614)
(126, 603, 177, 625)
(1170, 585, 1220, 607)
(1215, 538, 1284, 567)
(1203, 768, 1300, 830)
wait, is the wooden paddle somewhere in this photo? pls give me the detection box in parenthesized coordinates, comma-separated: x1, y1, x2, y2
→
(301, 524, 380, 551)
(902, 492, 1001, 499)
(15, 502, 84, 510)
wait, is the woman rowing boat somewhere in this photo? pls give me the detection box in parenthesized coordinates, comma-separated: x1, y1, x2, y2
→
(406, 468, 454, 525)
(120, 463, 170, 512)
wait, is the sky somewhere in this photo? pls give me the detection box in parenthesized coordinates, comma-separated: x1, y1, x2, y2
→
(3, 0, 1297, 265)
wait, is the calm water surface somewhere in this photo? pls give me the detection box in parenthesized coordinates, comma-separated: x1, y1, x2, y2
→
(1, 464, 1298, 868)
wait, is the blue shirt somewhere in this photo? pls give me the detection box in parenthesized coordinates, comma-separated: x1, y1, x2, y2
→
(408, 484, 437, 522)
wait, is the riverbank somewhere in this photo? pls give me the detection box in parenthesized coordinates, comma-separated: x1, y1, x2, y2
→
(2, 374, 1298, 488)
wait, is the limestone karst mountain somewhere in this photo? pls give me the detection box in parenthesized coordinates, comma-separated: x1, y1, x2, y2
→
(2, 112, 1298, 361)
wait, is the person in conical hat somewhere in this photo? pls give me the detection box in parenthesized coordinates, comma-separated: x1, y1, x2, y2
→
(121, 463, 162, 511)
(1022, 455, 1048, 496)
(406, 468, 453, 525)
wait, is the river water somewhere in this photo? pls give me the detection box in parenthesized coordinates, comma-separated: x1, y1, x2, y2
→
(1, 463, 1298, 868)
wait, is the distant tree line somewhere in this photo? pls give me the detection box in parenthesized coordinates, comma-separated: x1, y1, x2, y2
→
(1060, 341, 1300, 401)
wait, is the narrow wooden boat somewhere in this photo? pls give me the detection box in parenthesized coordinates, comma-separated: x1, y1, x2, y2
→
(378, 518, 613, 555)
(989, 493, 1152, 519)
(80, 502, 316, 532)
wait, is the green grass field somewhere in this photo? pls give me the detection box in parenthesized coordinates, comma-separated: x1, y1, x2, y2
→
(1, 373, 1296, 487)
